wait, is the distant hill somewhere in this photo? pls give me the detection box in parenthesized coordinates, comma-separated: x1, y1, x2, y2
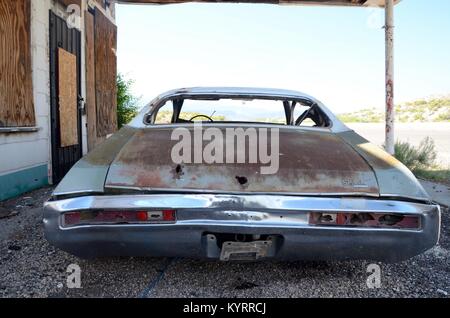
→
(338, 97, 450, 123)
(155, 110, 226, 123)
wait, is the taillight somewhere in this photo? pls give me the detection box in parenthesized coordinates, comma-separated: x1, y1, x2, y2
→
(136, 211, 148, 222)
(63, 209, 177, 227)
(309, 212, 420, 229)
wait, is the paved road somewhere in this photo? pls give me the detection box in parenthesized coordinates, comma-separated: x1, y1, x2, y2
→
(0, 187, 449, 298)
(347, 123, 450, 166)
(421, 180, 450, 207)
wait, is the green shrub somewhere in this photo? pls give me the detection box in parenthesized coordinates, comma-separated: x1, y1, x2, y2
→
(117, 73, 139, 128)
(394, 137, 437, 172)
(413, 169, 450, 183)
(435, 111, 450, 122)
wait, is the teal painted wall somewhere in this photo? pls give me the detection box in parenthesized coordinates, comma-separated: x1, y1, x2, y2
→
(0, 165, 49, 201)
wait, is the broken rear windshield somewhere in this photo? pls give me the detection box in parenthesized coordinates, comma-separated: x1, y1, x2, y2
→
(152, 98, 330, 127)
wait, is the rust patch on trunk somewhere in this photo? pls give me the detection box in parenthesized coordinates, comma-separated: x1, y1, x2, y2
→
(105, 126, 379, 195)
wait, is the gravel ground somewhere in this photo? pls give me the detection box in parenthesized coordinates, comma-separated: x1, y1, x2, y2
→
(0, 186, 449, 298)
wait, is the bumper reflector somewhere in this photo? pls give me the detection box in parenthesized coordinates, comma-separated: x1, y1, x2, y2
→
(63, 209, 177, 227)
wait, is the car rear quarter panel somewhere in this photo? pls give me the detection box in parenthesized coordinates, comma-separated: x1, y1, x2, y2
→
(53, 126, 137, 197)
(338, 130, 429, 201)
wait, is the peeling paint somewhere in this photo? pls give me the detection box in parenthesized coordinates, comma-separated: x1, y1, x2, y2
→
(105, 127, 379, 195)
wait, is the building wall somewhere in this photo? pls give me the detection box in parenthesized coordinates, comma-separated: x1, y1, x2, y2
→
(0, 0, 116, 201)
(0, 0, 53, 201)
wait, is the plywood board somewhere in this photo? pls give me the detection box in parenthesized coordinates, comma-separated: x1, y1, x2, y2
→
(85, 11, 98, 150)
(0, 0, 35, 127)
(95, 8, 118, 138)
(58, 48, 78, 147)
(95, 0, 106, 8)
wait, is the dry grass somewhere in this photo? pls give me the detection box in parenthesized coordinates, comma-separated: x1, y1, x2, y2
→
(395, 137, 450, 184)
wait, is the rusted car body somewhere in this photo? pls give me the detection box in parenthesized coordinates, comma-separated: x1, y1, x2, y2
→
(44, 87, 440, 262)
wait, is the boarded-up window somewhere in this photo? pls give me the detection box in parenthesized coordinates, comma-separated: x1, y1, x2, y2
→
(94, 8, 117, 137)
(85, 11, 99, 150)
(58, 48, 78, 147)
(0, 0, 35, 127)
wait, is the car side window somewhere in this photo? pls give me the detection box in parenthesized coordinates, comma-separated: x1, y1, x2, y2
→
(293, 103, 316, 126)
(294, 105, 329, 127)
(293, 104, 309, 124)
(154, 103, 173, 124)
(299, 118, 316, 127)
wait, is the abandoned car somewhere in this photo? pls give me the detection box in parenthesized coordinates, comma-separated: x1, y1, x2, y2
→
(44, 87, 440, 261)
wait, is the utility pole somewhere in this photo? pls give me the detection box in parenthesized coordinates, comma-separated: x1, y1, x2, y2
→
(385, 0, 395, 155)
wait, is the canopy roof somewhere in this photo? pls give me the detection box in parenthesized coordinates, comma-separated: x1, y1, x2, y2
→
(117, 0, 400, 8)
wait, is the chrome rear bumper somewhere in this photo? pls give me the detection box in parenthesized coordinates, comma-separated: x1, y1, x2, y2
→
(43, 194, 441, 262)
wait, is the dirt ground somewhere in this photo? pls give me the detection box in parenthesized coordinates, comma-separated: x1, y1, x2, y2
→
(0, 186, 449, 298)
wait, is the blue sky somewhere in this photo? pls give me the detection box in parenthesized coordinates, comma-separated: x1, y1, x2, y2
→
(116, 0, 450, 113)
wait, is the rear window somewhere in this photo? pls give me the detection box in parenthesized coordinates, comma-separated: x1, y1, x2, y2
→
(178, 99, 286, 124)
(152, 98, 330, 127)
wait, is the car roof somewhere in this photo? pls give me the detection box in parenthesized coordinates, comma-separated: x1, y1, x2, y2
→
(128, 87, 350, 133)
(152, 87, 319, 103)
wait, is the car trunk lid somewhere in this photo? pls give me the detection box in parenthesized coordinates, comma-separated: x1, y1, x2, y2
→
(104, 126, 379, 196)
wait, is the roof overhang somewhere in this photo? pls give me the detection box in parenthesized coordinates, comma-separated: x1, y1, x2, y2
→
(116, 0, 401, 8)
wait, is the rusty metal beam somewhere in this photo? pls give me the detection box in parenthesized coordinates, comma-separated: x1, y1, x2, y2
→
(385, 0, 394, 155)
(116, 0, 401, 8)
